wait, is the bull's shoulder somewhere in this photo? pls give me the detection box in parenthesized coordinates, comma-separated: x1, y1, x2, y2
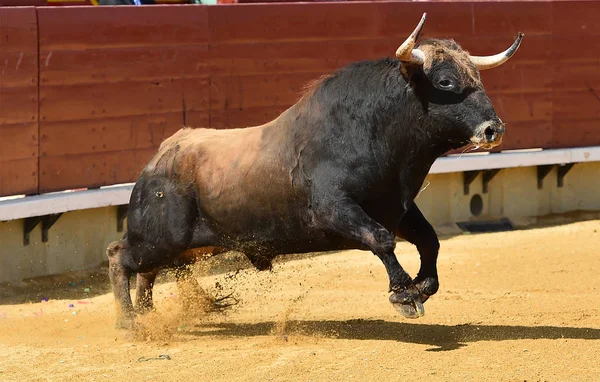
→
(144, 125, 267, 177)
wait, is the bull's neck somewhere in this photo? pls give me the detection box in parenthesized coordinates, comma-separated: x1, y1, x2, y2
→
(380, 83, 452, 176)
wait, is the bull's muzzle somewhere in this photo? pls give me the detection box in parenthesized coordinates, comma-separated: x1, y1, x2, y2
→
(471, 120, 505, 149)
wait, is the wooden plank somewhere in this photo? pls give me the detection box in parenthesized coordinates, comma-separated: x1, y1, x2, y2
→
(208, 2, 475, 44)
(0, 0, 45, 5)
(553, 0, 600, 36)
(40, 113, 186, 157)
(472, 1, 551, 37)
(40, 46, 209, 86)
(499, 121, 554, 150)
(553, 62, 600, 93)
(551, 36, 600, 62)
(209, 35, 550, 77)
(184, 110, 211, 129)
(482, 64, 553, 95)
(0, 123, 38, 163)
(181, 80, 211, 126)
(210, 40, 385, 77)
(0, 51, 38, 88)
(0, 7, 39, 197)
(209, 56, 335, 79)
(551, 119, 600, 149)
(40, 77, 209, 123)
(0, 86, 38, 126)
(553, 90, 600, 122)
(210, 72, 318, 111)
(0, 158, 38, 198)
(489, 92, 552, 124)
(38, 5, 209, 50)
(550, 0, 600, 150)
(0, 7, 39, 122)
(211, 106, 288, 130)
(0, 0, 48, 7)
(34, 5, 212, 192)
(39, 148, 158, 194)
(0, 7, 38, 52)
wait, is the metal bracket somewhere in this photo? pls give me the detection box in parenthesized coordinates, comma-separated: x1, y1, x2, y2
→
(537, 165, 554, 189)
(117, 204, 128, 232)
(23, 213, 63, 245)
(23, 216, 43, 246)
(557, 163, 575, 188)
(482, 169, 502, 193)
(463, 170, 481, 195)
(42, 213, 63, 242)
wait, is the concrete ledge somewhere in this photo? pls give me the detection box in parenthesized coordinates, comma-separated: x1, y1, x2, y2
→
(0, 183, 134, 222)
(430, 146, 600, 174)
(1, 145, 600, 222)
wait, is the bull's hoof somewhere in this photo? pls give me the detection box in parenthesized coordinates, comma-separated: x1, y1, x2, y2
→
(115, 315, 136, 330)
(135, 304, 155, 315)
(209, 293, 239, 312)
(389, 286, 425, 319)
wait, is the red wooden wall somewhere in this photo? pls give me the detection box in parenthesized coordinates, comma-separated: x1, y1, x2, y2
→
(0, 1, 599, 197)
(37, 6, 209, 192)
(0, 7, 39, 197)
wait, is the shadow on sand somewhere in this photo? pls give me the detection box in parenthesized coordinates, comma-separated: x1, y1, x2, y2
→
(187, 319, 600, 352)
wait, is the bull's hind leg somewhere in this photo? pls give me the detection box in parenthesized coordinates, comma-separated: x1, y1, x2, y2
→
(173, 265, 212, 313)
(392, 201, 440, 318)
(172, 249, 238, 313)
(107, 240, 135, 329)
(135, 269, 160, 314)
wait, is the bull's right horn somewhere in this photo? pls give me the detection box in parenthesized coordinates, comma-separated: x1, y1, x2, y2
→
(469, 32, 524, 70)
(395, 13, 427, 65)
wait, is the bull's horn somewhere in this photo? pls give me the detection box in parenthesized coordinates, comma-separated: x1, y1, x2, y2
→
(395, 13, 427, 65)
(469, 32, 524, 70)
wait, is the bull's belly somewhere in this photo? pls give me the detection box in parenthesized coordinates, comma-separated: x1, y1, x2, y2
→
(200, 197, 404, 256)
(207, 210, 363, 256)
(221, 229, 363, 256)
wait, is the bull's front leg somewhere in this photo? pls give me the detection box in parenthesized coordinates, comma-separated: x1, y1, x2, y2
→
(312, 194, 422, 318)
(393, 201, 440, 316)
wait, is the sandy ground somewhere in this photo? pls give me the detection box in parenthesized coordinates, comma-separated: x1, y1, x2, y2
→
(0, 220, 599, 382)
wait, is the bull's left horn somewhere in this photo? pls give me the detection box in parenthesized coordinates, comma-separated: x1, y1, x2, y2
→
(469, 32, 524, 71)
(395, 13, 427, 65)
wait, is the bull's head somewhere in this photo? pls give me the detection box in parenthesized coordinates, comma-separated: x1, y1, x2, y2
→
(396, 13, 523, 150)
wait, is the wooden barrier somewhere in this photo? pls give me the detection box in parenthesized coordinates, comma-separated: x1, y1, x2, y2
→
(37, 5, 209, 193)
(207, 1, 553, 149)
(0, 7, 39, 197)
(0, 1, 599, 197)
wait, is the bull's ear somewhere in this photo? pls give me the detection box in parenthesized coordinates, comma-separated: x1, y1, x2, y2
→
(400, 61, 426, 88)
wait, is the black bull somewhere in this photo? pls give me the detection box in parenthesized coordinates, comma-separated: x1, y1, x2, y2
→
(106, 14, 524, 329)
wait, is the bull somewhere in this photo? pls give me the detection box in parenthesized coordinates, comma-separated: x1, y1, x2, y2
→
(106, 13, 523, 329)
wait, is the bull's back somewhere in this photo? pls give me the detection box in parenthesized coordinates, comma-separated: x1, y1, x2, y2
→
(142, 125, 314, 247)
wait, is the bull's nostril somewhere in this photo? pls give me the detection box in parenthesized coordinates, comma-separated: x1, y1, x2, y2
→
(484, 126, 495, 141)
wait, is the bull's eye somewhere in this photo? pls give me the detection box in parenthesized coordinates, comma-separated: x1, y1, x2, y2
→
(438, 79, 454, 90)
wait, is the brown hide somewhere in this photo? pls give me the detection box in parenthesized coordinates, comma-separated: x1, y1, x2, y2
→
(143, 109, 307, 233)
